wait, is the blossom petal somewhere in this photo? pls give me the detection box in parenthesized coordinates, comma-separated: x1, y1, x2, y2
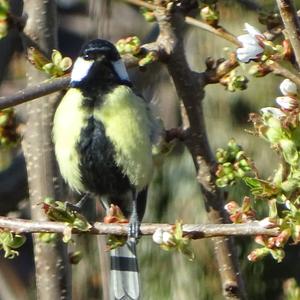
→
(238, 34, 260, 47)
(279, 78, 298, 96)
(244, 23, 264, 38)
(260, 107, 286, 118)
(152, 228, 164, 244)
(276, 96, 298, 110)
(236, 45, 264, 63)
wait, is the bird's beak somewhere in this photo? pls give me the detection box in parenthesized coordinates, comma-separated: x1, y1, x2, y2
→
(112, 59, 130, 81)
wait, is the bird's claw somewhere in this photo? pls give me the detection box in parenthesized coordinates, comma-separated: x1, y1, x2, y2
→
(128, 219, 140, 240)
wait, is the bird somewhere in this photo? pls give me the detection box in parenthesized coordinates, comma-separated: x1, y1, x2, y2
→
(52, 39, 162, 300)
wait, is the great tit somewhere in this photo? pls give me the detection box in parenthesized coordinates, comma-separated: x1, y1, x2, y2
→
(53, 39, 161, 300)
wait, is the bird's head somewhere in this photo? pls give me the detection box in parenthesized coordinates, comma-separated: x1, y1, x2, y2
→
(70, 39, 130, 90)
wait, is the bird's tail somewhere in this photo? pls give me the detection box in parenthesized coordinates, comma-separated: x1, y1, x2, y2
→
(110, 239, 140, 300)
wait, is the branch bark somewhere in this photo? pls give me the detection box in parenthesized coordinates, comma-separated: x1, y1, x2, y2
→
(153, 2, 246, 299)
(123, 0, 240, 46)
(277, 0, 300, 69)
(0, 216, 279, 237)
(21, 1, 71, 299)
(0, 77, 70, 110)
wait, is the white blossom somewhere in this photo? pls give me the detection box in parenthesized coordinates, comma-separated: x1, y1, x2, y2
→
(260, 107, 286, 119)
(162, 231, 173, 244)
(236, 23, 265, 63)
(152, 228, 164, 244)
(276, 96, 298, 110)
(279, 79, 298, 96)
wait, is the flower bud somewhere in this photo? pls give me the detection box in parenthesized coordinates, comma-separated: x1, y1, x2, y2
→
(275, 229, 290, 247)
(255, 235, 266, 246)
(248, 63, 271, 77)
(279, 79, 298, 96)
(236, 23, 265, 63)
(224, 201, 239, 213)
(260, 107, 286, 119)
(247, 247, 269, 262)
(276, 96, 298, 111)
(152, 228, 164, 244)
(162, 231, 173, 245)
(281, 179, 298, 193)
(200, 6, 219, 26)
(258, 217, 277, 228)
(279, 139, 299, 166)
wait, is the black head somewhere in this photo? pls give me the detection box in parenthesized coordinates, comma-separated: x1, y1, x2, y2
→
(79, 39, 120, 62)
(70, 39, 131, 92)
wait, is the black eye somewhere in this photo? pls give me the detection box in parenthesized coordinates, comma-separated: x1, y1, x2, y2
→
(83, 51, 98, 60)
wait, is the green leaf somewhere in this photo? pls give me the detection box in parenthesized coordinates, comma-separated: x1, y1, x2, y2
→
(107, 235, 127, 250)
(51, 49, 62, 65)
(59, 57, 72, 71)
(291, 127, 300, 148)
(38, 233, 58, 243)
(27, 47, 50, 70)
(243, 177, 279, 197)
(42, 62, 56, 75)
(0, 231, 26, 259)
(279, 139, 299, 166)
(268, 199, 278, 219)
(269, 248, 285, 262)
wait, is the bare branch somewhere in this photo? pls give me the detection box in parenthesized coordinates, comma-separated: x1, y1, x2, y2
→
(153, 1, 246, 298)
(21, 1, 71, 299)
(0, 216, 279, 238)
(123, 0, 241, 46)
(0, 77, 70, 110)
(267, 60, 300, 85)
(277, 0, 300, 69)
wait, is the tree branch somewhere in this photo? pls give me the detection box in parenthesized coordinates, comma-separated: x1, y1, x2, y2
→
(0, 77, 70, 110)
(153, 1, 246, 299)
(267, 60, 300, 85)
(277, 0, 300, 69)
(21, 1, 71, 299)
(0, 216, 279, 238)
(123, 0, 241, 46)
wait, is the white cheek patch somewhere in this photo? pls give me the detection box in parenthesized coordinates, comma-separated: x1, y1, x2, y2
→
(112, 59, 130, 81)
(70, 57, 94, 82)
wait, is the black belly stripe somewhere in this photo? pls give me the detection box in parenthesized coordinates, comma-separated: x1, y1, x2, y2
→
(77, 116, 131, 196)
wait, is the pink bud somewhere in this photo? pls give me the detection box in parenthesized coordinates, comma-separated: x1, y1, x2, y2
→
(224, 201, 239, 213)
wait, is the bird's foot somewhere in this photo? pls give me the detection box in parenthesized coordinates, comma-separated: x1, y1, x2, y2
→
(65, 193, 90, 213)
(128, 217, 141, 241)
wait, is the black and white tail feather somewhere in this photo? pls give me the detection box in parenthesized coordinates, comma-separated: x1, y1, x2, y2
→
(110, 240, 140, 300)
(101, 189, 148, 300)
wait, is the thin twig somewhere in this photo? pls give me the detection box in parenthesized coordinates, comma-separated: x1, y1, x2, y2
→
(123, 0, 241, 46)
(277, 0, 300, 69)
(0, 216, 279, 237)
(267, 60, 300, 85)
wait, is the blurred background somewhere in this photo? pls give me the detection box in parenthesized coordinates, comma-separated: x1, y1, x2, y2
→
(0, 0, 300, 299)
